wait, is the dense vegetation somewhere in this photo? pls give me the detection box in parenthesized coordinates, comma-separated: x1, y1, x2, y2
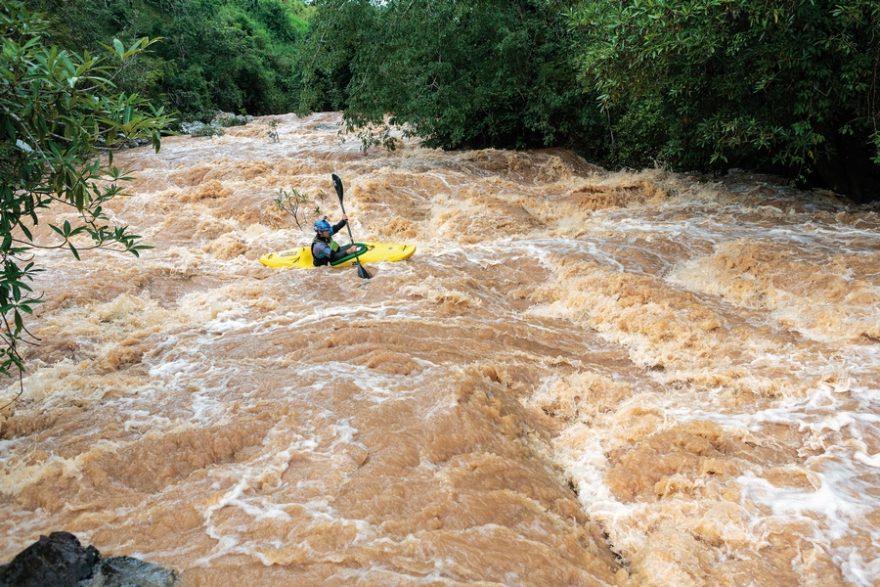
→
(1, 1, 172, 383)
(25, 0, 311, 119)
(298, 0, 605, 152)
(16, 0, 880, 198)
(570, 0, 880, 199)
(299, 0, 879, 199)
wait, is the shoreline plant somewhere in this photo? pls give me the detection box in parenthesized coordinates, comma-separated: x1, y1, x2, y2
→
(1, 1, 173, 396)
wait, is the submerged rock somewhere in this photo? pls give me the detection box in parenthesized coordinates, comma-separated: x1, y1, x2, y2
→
(87, 556, 178, 587)
(0, 532, 177, 587)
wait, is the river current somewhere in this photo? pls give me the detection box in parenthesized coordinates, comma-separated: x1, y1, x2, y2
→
(1, 113, 878, 586)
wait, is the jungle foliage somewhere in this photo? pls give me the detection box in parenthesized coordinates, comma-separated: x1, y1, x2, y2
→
(570, 0, 880, 199)
(17, 0, 880, 197)
(300, 0, 879, 199)
(297, 0, 605, 152)
(24, 0, 312, 119)
(1, 1, 173, 381)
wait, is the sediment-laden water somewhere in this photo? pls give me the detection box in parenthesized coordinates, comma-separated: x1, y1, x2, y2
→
(1, 113, 878, 586)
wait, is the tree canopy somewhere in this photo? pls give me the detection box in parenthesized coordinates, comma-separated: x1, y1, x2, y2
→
(25, 0, 312, 119)
(11, 0, 880, 198)
(298, 0, 605, 152)
(570, 0, 880, 198)
(297, 0, 879, 199)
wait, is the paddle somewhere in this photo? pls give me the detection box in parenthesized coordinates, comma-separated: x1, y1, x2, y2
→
(331, 174, 372, 279)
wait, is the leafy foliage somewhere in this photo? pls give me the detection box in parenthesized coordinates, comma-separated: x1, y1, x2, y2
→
(0, 1, 173, 379)
(19, 0, 879, 198)
(13, 0, 880, 201)
(570, 0, 880, 197)
(299, 0, 605, 152)
(25, 0, 313, 119)
(295, 0, 375, 116)
(297, 0, 879, 197)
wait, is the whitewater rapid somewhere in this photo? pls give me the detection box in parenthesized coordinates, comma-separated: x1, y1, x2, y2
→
(1, 113, 878, 586)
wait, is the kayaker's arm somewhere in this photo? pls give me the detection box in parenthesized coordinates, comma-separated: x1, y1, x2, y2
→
(331, 216, 348, 235)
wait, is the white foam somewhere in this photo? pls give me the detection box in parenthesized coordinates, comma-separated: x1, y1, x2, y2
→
(738, 463, 879, 586)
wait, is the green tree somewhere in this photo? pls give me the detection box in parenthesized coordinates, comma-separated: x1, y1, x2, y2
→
(571, 0, 880, 199)
(0, 1, 173, 383)
(296, 0, 376, 115)
(25, 0, 313, 119)
(299, 0, 604, 152)
(141, 0, 312, 118)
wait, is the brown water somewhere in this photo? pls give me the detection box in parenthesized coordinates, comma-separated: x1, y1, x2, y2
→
(1, 113, 879, 586)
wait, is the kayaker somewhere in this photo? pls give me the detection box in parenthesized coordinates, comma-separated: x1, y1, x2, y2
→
(311, 216, 359, 266)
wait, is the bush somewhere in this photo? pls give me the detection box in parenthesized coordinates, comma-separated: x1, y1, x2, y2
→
(298, 0, 605, 153)
(570, 0, 880, 198)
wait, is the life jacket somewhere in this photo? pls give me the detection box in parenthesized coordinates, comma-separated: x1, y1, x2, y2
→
(311, 236, 340, 266)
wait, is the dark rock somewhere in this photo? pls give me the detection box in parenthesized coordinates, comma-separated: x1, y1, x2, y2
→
(0, 533, 178, 587)
(84, 556, 178, 587)
(0, 531, 99, 587)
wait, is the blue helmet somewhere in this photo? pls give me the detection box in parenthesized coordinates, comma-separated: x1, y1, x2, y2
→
(314, 219, 332, 233)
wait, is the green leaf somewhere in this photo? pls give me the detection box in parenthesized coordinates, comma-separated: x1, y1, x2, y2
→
(0, 2, 167, 380)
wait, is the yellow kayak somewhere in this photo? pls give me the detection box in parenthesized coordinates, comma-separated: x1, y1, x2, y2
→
(260, 242, 416, 269)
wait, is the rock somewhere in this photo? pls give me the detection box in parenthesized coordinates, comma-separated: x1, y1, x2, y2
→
(0, 533, 178, 587)
(86, 556, 178, 587)
(0, 532, 99, 587)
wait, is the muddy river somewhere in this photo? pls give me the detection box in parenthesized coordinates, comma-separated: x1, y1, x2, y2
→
(1, 113, 878, 586)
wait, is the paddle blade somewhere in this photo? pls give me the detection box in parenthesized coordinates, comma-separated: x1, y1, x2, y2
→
(331, 174, 344, 201)
(356, 261, 372, 279)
